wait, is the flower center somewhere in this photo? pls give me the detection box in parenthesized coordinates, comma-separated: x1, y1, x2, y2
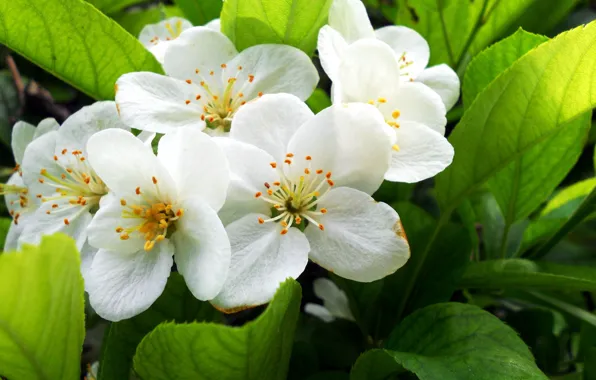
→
(366, 100, 402, 152)
(254, 154, 333, 235)
(38, 149, 108, 224)
(148, 20, 185, 45)
(116, 177, 184, 251)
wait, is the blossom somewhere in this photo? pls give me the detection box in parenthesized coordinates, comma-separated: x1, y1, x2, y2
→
(84, 127, 231, 321)
(211, 94, 410, 312)
(331, 39, 454, 183)
(1, 118, 59, 251)
(117, 26, 319, 136)
(139, 17, 221, 63)
(304, 278, 355, 323)
(318, 0, 460, 110)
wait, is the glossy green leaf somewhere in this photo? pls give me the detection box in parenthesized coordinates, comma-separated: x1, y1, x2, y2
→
(98, 273, 222, 380)
(306, 88, 331, 114)
(459, 259, 596, 292)
(173, 0, 222, 26)
(0, 234, 84, 380)
(0, 217, 11, 249)
(502, 0, 581, 36)
(526, 291, 596, 328)
(351, 303, 547, 380)
(134, 279, 301, 380)
(112, 6, 185, 37)
(542, 178, 596, 217)
(0, 0, 163, 100)
(221, 0, 332, 55)
(86, 0, 145, 14)
(435, 22, 596, 215)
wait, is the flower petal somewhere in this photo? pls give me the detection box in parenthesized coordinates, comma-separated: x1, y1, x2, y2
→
(21, 131, 63, 197)
(11, 121, 35, 164)
(87, 197, 145, 253)
(417, 64, 461, 111)
(157, 127, 229, 210)
(163, 26, 238, 90)
(386, 121, 454, 183)
(328, 0, 375, 43)
(139, 17, 193, 63)
(33, 118, 60, 138)
(137, 130, 157, 147)
(86, 242, 174, 321)
(225, 44, 319, 102)
(305, 187, 410, 282)
(317, 25, 349, 82)
(172, 197, 231, 300)
(86, 129, 176, 199)
(4, 221, 23, 252)
(116, 72, 207, 133)
(230, 93, 314, 163)
(215, 138, 279, 225)
(80, 242, 98, 291)
(335, 39, 401, 104)
(375, 26, 430, 80)
(212, 214, 310, 311)
(380, 81, 447, 135)
(287, 103, 390, 195)
(313, 278, 355, 321)
(205, 18, 221, 31)
(304, 303, 335, 322)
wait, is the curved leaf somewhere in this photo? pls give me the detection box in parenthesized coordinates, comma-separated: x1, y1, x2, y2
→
(173, 0, 222, 26)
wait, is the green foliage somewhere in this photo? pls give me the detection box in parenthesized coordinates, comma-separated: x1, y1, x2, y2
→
(85, 0, 146, 14)
(220, 0, 332, 56)
(0, 0, 163, 100)
(98, 273, 222, 380)
(0, 217, 11, 248)
(351, 303, 547, 380)
(133, 279, 301, 379)
(112, 6, 185, 37)
(173, 0, 222, 27)
(0, 234, 84, 380)
(306, 88, 332, 114)
(0, 71, 20, 146)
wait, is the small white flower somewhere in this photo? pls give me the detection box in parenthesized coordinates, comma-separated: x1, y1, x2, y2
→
(139, 17, 220, 63)
(85, 127, 231, 321)
(332, 39, 454, 183)
(1, 118, 59, 251)
(318, 0, 460, 110)
(117, 26, 319, 136)
(304, 278, 355, 323)
(211, 94, 410, 312)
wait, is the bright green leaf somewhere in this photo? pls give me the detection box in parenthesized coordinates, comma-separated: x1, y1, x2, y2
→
(542, 178, 596, 217)
(112, 6, 185, 37)
(351, 303, 547, 380)
(0, 0, 163, 100)
(0, 234, 85, 380)
(502, 0, 581, 36)
(173, 0, 221, 26)
(221, 0, 332, 56)
(98, 273, 222, 380)
(85, 0, 145, 14)
(134, 279, 301, 380)
(0, 217, 11, 249)
(435, 22, 596, 215)
(306, 88, 331, 114)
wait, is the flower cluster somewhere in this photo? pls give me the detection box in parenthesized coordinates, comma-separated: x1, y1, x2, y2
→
(1, 0, 458, 321)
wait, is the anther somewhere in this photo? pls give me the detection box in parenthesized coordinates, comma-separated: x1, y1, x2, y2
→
(185, 79, 192, 84)
(195, 69, 200, 74)
(248, 75, 255, 83)
(326, 172, 332, 179)
(152, 176, 158, 184)
(378, 97, 387, 103)
(255, 191, 262, 198)
(280, 229, 288, 235)
(64, 218, 70, 225)
(284, 159, 292, 165)
(52, 204, 58, 208)
(38, 178, 44, 184)
(120, 233, 130, 240)
(316, 169, 323, 174)
(305, 155, 312, 160)
(209, 71, 214, 76)
(185, 100, 191, 105)
(320, 208, 327, 214)
(281, 221, 288, 227)
(135, 187, 141, 195)
(304, 168, 310, 174)
(62, 149, 67, 155)
(392, 110, 401, 119)
(144, 241, 155, 251)
(40, 169, 47, 175)
(392, 144, 400, 152)
(286, 153, 294, 158)
(264, 182, 271, 189)
(176, 209, 184, 217)
(115, 227, 124, 233)
(53, 155, 58, 161)
(120, 199, 127, 206)
(258, 217, 264, 224)
(258, 92, 263, 97)
(295, 217, 302, 224)
(238, 65, 243, 70)
(196, 94, 201, 100)
(327, 179, 335, 186)
(318, 224, 325, 231)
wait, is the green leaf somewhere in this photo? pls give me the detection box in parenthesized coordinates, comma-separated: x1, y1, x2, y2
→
(98, 273, 222, 380)
(0, 234, 85, 380)
(221, 0, 332, 56)
(458, 259, 596, 292)
(112, 6, 185, 37)
(306, 88, 331, 114)
(0, 0, 163, 100)
(0, 217, 11, 249)
(525, 291, 596, 328)
(134, 279, 302, 380)
(502, 0, 582, 36)
(542, 178, 596, 217)
(85, 0, 145, 14)
(435, 22, 596, 215)
(173, 0, 222, 26)
(351, 303, 547, 380)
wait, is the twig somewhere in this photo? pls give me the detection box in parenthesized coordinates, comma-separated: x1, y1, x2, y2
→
(5, 54, 25, 117)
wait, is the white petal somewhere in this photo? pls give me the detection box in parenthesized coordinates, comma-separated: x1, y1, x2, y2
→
(313, 278, 355, 321)
(86, 129, 176, 199)
(230, 93, 314, 163)
(317, 25, 349, 82)
(306, 187, 410, 282)
(33, 118, 60, 138)
(225, 44, 319, 102)
(205, 18, 221, 31)
(116, 72, 207, 134)
(380, 82, 447, 135)
(287, 103, 390, 195)
(335, 39, 401, 104)
(4, 218, 25, 252)
(158, 127, 229, 210)
(139, 16, 193, 62)
(215, 138, 279, 225)
(163, 27, 238, 92)
(386, 121, 454, 183)
(172, 197, 231, 300)
(86, 198, 145, 253)
(375, 26, 430, 80)
(212, 214, 310, 311)
(417, 64, 461, 111)
(87, 242, 174, 321)
(304, 303, 335, 323)
(21, 131, 63, 197)
(137, 130, 157, 147)
(328, 0, 375, 43)
(80, 242, 98, 291)
(11, 121, 35, 164)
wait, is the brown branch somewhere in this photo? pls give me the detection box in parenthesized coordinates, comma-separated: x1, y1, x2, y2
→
(5, 54, 25, 117)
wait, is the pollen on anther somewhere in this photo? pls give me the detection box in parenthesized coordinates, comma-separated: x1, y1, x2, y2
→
(221, 63, 227, 68)
(270, 162, 277, 168)
(185, 100, 191, 105)
(64, 218, 70, 225)
(196, 94, 202, 100)
(304, 168, 310, 174)
(38, 178, 44, 184)
(258, 92, 263, 97)
(152, 176, 158, 184)
(378, 97, 387, 103)
(255, 191, 262, 198)
(144, 241, 155, 251)
(209, 71, 214, 76)
(318, 224, 325, 231)
(316, 169, 323, 174)
(258, 217, 265, 224)
(120, 233, 130, 240)
(53, 155, 58, 161)
(286, 153, 294, 158)
(185, 79, 192, 84)
(320, 208, 328, 214)
(176, 209, 184, 217)
(327, 179, 335, 186)
(284, 159, 292, 165)
(40, 168, 47, 175)
(120, 199, 127, 206)
(52, 204, 58, 209)
(295, 217, 302, 224)
(135, 187, 141, 195)
(115, 227, 124, 233)
(248, 75, 255, 83)
(305, 155, 312, 160)
(392, 110, 401, 119)
(195, 69, 200, 74)
(326, 171, 332, 179)
(280, 229, 288, 235)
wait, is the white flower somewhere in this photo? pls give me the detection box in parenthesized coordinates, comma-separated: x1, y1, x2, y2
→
(117, 26, 319, 136)
(1, 118, 59, 251)
(211, 94, 410, 312)
(84, 127, 231, 321)
(139, 17, 220, 64)
(332, 39, 454, 183)
(318, 0, 460, 110)
(304, 278, 355, 323)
